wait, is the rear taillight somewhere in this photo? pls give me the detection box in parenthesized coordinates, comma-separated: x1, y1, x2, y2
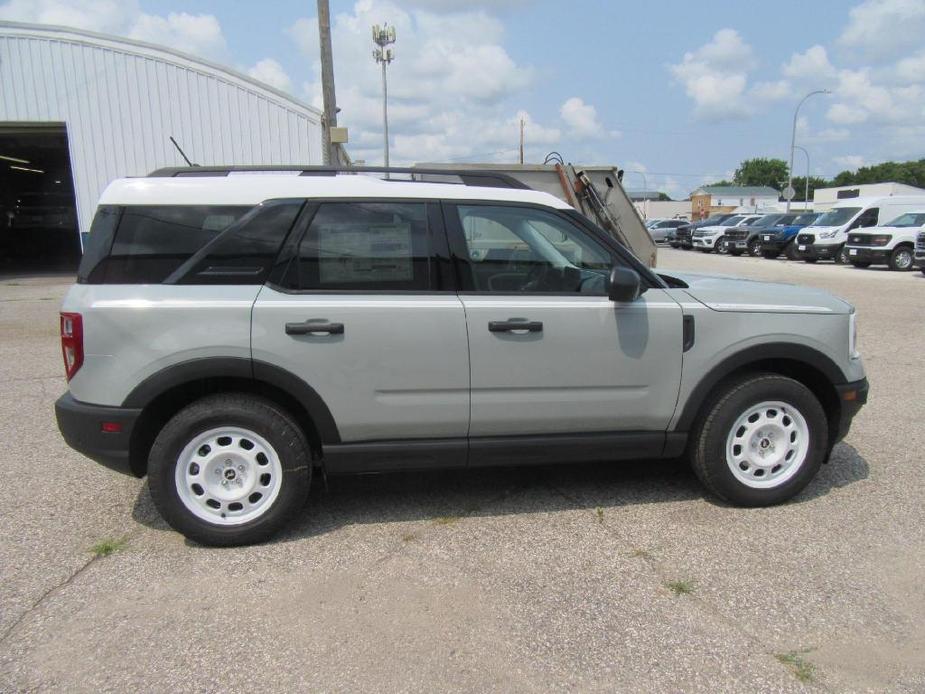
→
(60, 312, 84, 381)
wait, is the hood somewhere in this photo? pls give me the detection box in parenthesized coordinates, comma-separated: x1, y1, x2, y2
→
(658, 271, 852, 315)
(849, 225, 910, 235)
(697, 225, 727, 233)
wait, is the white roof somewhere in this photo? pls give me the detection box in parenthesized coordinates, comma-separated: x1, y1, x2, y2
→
(98, 174, 572, 209)
(830, 195, 925, 208)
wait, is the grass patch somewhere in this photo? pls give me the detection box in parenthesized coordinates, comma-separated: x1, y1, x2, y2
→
(433, 515, 459, 526)
(595, 507, 604, 524)
(629, 548, 652, 560)
(666, 579, 695, 596)
(90, 537, 128, 558)
(776, 650, 815, 683)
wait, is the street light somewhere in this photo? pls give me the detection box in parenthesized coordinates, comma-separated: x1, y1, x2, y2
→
(786, 89, 830, 212)
(372, 24, 396, 170)
(793, 145, 810, 211)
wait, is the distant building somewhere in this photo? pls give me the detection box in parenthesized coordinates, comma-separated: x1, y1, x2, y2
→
(813, 182, 925, 211)
(689, 185, 780, 220)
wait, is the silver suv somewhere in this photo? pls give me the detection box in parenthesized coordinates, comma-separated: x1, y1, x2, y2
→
(55, 166, 869, 546)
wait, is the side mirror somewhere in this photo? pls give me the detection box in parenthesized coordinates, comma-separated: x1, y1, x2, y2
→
(607, 266, 643, 302)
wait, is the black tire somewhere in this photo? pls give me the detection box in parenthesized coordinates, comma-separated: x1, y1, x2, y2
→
(761, 250, 778, 260)
(804, 258, 818, 264)
(888, 246, 914, 271)
(689, 373, 828, 507)
(729, 250, 743, 257)
(784, 242, 800, 261)
(850, 260, 871, 269)
(148, 393, 312, 546)
(747, 238, 762, 257)
(835, 245, 849, 265)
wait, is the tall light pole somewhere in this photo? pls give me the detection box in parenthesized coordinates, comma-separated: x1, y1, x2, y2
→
(786, 89, 830, 212)
(372, 24, 395, 169)
(317, 0, 339, 165)
(793, 145, 810, 211)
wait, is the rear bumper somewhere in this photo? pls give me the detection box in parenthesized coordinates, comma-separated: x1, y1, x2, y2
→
(833, 377, 869, 443)
(846, 247, 890, 264)
(55, 393, 142, 476)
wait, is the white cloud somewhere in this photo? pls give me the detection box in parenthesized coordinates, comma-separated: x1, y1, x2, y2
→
(895, 50, 925, 83)
(285, 1, 548, 164)
(0, 0, 229, 61)
(833, 154, 866, 170)
(838, 0, 925, 62)
(129, 12, 227, 60)
(247, 58, 293, 92)
(749, 80, 790, 101)
(782, 45, 837, 81)
(669, 28, 756, 121)
(559, 97, 606, 139)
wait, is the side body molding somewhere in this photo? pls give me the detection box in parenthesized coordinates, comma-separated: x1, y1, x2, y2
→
(121, 357, 341, 444)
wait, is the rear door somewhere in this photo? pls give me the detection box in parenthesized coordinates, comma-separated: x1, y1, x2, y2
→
(445, 202, 683, 439)
(251, 200, 469, 448)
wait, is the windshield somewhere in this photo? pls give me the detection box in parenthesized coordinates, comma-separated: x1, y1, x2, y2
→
(755, 215, 781, 226)
(793, 213, 820, 225)
(722, 215, 744, 226)
(813, 207, 861, 227)
(884, 212, 925, 228)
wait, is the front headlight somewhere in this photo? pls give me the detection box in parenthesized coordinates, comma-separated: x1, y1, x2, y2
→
(870, 234, 892, 246)
(849, 311, 860, 359)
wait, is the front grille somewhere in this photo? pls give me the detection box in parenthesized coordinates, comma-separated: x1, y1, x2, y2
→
(725, 229, 748, 240)
(797, 233, 815, 244)
(848, 234, 875, 246)
(916, 231, 925, 251)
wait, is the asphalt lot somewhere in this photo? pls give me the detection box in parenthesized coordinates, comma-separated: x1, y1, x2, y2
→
(1, 250, 923, 692)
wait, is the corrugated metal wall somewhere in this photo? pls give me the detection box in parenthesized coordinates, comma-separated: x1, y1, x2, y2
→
(0, 22, 323, 234)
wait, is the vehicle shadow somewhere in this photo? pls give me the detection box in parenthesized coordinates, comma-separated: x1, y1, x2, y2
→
(130, 442, 870, 546)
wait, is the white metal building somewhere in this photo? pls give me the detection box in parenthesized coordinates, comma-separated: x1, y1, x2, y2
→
(0, 21, 323, 268)
(812, 182, 925, 211)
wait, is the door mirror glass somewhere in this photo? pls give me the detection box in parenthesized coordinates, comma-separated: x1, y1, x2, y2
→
(607, 266, 643, 302)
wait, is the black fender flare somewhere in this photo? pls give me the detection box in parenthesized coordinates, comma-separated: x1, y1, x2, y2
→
(122, 357, 341, 443)
(674, 342, 846, 432)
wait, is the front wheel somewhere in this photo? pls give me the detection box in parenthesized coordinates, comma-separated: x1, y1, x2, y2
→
(850, 260, 871, 269)
(761, 250, 778, 260)
(689, 374, 828, 506)
(747, 238, 762, 256)
(889, 246, 914, 271)
(835, 245, 850, 265)
(148, 394, 312, 546)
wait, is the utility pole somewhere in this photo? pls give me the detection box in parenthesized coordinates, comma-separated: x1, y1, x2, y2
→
(793, 145, 811, 210)
(372, 24, 396, 169)
(317, 0, 339, 165)
(519, 118, 525, 164)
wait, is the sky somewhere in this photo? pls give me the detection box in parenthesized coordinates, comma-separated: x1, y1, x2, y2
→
(2, 0, 924, 199)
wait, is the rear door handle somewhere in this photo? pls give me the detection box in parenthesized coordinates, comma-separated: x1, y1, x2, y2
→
(285, 321, 344, 335)
(488, 319, 543, 333)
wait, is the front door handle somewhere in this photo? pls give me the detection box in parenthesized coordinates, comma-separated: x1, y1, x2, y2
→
(285, 321, 345, 335)
(488, 319, 543, 333)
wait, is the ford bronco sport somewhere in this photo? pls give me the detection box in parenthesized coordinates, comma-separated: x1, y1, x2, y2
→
(55, 166, 869, 546)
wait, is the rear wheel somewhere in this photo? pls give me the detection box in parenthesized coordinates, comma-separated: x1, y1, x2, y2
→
(690, 374, 827, 506)
(747, 237, 762, 256)
(148, 394, 312, 546)
(889, 246, 914, 271)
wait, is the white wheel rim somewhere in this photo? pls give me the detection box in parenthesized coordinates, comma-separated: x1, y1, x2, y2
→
(174, 427, 283, 526)
(725, 400, 810, 489)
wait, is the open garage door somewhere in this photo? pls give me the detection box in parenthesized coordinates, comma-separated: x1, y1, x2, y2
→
(0, 123, 80, 273)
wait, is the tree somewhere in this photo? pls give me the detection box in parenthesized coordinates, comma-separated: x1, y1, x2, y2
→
(831, 159, 925, 188)
(789, 176, 829, 202)
(733, 158, 789, 190)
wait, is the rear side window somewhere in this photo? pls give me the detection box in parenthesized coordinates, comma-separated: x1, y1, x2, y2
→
(282, 202, 432, 291)
(79, 202, 302, 284)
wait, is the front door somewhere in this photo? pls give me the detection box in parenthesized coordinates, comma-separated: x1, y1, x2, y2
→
(445, 202, 683, 438)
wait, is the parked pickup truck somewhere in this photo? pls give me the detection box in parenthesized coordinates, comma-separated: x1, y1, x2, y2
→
(916, 230, 925, 275)
(724, 213, 799, 257)
(760, 213, 821, 260)
(846, 210, 925, 271)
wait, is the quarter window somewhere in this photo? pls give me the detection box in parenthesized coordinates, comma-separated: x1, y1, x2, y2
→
(285, 202, 432, 291)
(454, 205, 613, 294)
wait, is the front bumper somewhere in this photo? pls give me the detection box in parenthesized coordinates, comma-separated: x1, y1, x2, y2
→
(692, 236, 720, 249)
(796, 242, 839, 261)
(846, 246, 890, 264)
(759, 234, 789, 252)
(833, 377, 869, 444)
(55, 393, 142, 476)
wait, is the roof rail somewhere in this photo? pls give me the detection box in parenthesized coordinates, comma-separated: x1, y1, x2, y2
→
(146, 165, 531, 190)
